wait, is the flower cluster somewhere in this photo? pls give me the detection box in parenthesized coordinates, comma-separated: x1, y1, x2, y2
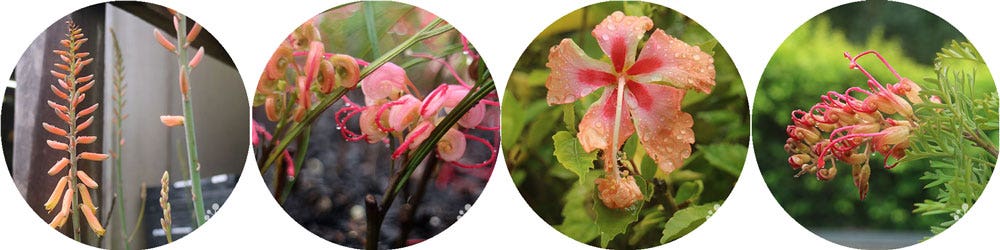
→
(334, 56, 499, 172)
(545, 12, 715, 209)
(44, 21, 108, 236)
(785, 50, 925, 200)
(257, 21, 362, 123)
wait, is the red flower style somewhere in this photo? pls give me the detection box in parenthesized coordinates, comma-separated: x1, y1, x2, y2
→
(785, 50, 924, 200)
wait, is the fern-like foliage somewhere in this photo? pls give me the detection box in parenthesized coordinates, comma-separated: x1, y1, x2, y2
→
(910, 41, 997, 235)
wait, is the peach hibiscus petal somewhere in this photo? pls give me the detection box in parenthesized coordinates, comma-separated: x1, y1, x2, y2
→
(628, 29, 716, 94)
(624, 82, 693, 174)
(578, 88, 634, 153)
(544, 39, 615, 105)
(592, 11, 653, 72)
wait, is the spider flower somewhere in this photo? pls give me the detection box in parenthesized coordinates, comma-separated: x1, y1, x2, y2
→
(785, 50, 921, 200)
(545, 11, 715, 176)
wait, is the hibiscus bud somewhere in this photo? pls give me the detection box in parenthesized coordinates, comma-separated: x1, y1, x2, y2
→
(595, 175, 643, 209)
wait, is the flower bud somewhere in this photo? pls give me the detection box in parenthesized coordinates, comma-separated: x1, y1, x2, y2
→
(595, 175, 643, 209)
(160, 115, 185, 127)
(437, 128, 467, 162)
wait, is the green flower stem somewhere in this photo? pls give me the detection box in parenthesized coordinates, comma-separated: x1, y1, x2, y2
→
(174, 14, 206, 227)
(259, 19, 453, 174)
(110, 29, 130, 250)
(279, 126, 311, 203)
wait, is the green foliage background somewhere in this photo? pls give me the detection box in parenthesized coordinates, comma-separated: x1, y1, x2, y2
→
(753, 1, 996, 233)
(502, 2, 748, 248)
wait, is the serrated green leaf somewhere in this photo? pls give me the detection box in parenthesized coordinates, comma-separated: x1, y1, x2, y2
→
(556, 171, 600, 243)
(660, 203, 719, 243)
(553, 131, 598, 185)
(698, 143, 747, 176)
(594, 186, 643, 247)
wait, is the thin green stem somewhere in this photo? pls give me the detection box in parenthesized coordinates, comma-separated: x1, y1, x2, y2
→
(110, 28, 130, 250)
(364, 2, 381, 58)
(259, 19, 452, 173)
(279, 126, 311, 203)
(174, 14, 206, 227)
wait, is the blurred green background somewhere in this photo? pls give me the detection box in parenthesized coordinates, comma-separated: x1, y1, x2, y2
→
(502, 2, 747, 247)
(753, 0, 995, 236)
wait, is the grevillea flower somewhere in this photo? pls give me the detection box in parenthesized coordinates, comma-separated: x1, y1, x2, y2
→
(335, 58, 499, 171)
(545, 12, 715, 209)
(785, 50, 922, 200)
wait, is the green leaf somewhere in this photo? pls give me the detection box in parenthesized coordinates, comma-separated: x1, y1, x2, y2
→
(501, 91, 524, 151)
(562, 103, 577, 134)
(660, 203, 720, 243)
(628, 209, 667, 245)
(553, 131, 598, 185)
(697, 143, 747, 176)
(594, 186, 643, 247)
(556, 171, 600, 243)
(673, 180, 704, 204)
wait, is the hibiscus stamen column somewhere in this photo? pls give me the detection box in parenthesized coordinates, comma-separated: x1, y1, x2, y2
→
(610, 76, 627, 179)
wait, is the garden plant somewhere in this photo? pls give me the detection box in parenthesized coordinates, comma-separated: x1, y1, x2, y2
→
(502, 2, 748, 248)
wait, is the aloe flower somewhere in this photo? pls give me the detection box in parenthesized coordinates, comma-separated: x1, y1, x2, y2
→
(546, 11, 715, 177)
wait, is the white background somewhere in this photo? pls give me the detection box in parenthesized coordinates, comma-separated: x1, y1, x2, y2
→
(1, 0, 998, 249)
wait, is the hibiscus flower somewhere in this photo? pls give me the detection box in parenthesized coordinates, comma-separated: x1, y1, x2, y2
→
(546, 11, 715, 176)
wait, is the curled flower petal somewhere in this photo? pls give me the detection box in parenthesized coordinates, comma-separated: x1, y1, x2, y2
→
(331, 54, 361, 88)
(360, 106, 388, 143)
(458, 102, 485, 128)
(304, 41, 324, 84)
(628, 29, 716, 93)
(592, 11, 652, 72)
(545, 39, 615, 105)
(595, 175, 643, 209)
(160, 115, 185, 127)
(578, 88, 634, 153)
(625, 82, 693, 174)
(437, 128, 467, 162)
(265, 43, 293, 81)
(388, 95, 422, 131)
(361, 62, 409, 105)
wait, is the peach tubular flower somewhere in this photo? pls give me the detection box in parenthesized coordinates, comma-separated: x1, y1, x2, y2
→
(44, 176, 70, 211)
(545, 11, 714, 174)
(160, 115, 185, 127)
